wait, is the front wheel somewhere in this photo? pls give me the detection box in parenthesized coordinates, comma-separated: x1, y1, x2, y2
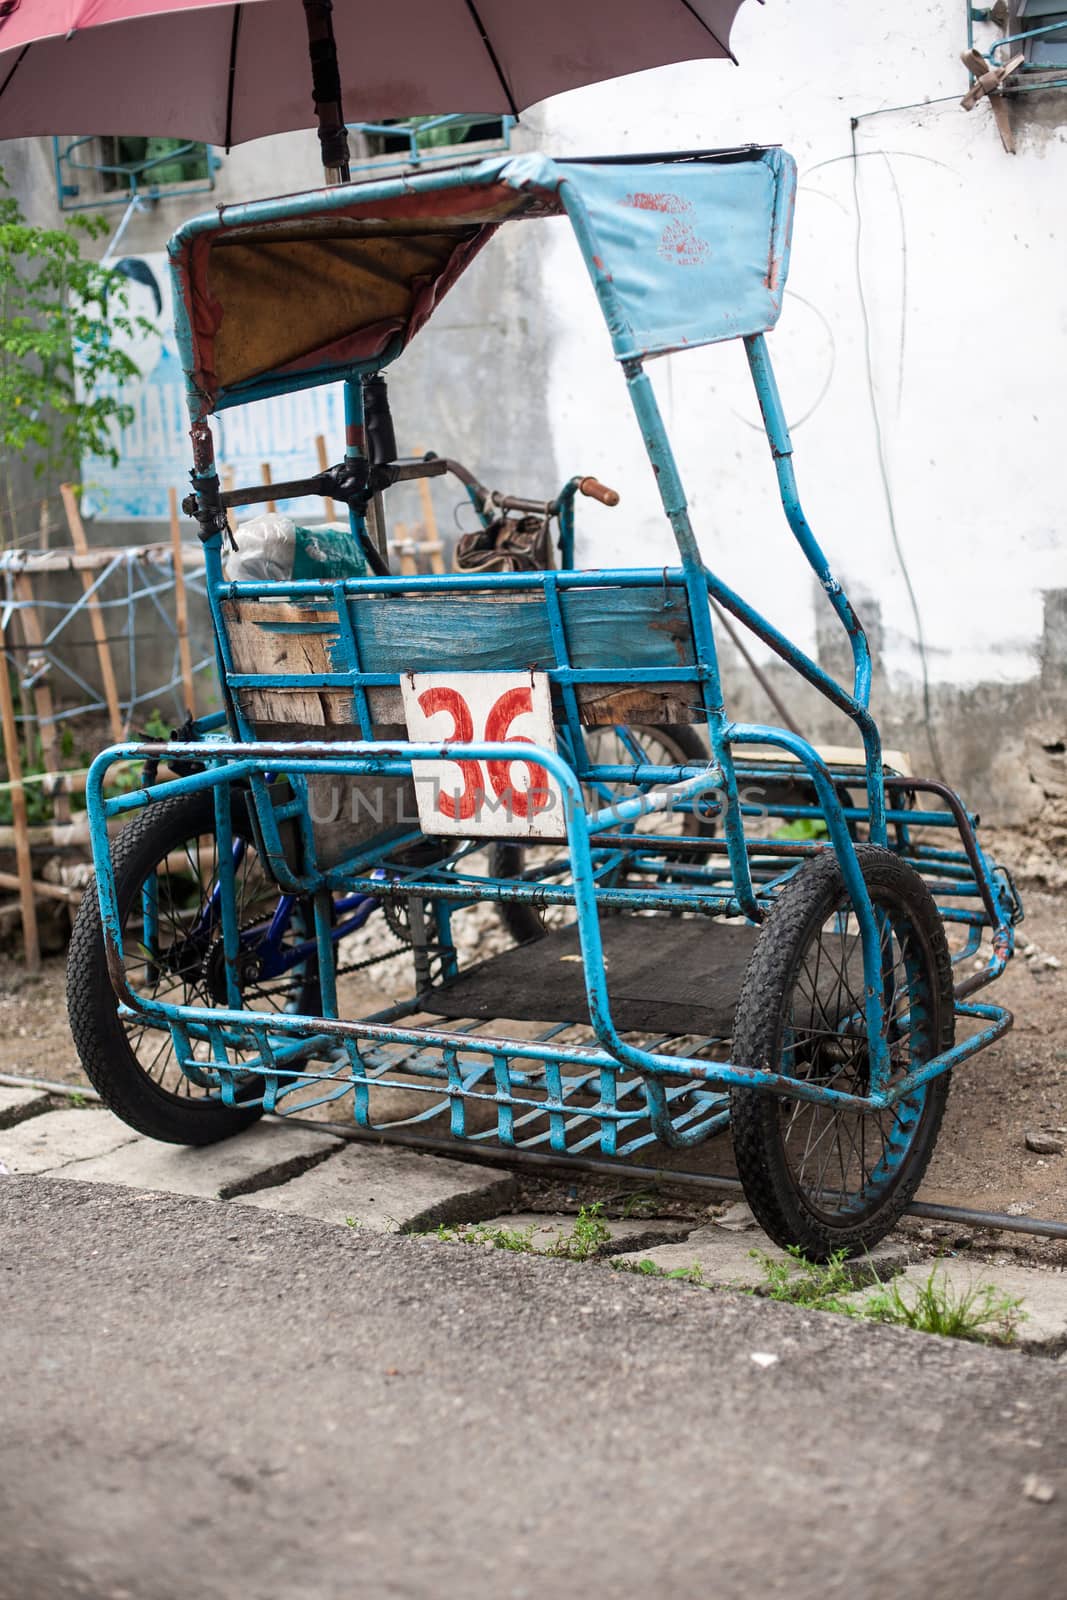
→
(730, 845, 954, 1260)
(67, 789, 326, 1146)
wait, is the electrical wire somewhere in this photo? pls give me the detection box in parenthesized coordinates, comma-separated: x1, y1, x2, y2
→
(848, 123, 947, 779)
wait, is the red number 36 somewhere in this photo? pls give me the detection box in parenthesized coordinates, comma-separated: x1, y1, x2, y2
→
(415, 682, 552, 823)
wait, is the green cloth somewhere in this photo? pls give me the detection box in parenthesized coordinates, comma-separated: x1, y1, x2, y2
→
(291, 525, 367, 582)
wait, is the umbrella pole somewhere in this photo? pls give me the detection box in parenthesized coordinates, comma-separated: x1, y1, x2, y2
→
(302, 0, 351, 185)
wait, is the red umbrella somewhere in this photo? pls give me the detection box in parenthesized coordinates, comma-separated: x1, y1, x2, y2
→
(0, 1, 757, 179)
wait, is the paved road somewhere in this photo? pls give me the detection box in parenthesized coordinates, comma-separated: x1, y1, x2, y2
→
(2, 1176, 1064, 1600)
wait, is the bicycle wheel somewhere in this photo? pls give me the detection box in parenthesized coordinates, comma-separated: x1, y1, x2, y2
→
(730, 844, 954, 1260)
(67, 789, 326, 1145)
(491, 723, 714, 944)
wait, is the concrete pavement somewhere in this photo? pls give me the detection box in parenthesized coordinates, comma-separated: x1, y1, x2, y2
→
(2, 1174, 1065, 1600)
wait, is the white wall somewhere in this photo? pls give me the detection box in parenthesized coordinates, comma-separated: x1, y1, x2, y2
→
(520, 0, 1066, 708)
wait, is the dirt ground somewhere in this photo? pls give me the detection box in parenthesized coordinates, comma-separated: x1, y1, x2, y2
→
(3, 851, 1065, 1248)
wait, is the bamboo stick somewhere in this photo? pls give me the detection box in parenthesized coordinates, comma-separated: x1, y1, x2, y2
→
(60, 485, 123, 742)
(220, 465, 238, 535)
(261, 462, 276, 514)
(12, 571, 70, 824)
(315, 434, 336, 522)
(0, 617, 39, 970)
(0, 870, 81, 905)
(391, 523, 418, 576)
(168, 488, 196, 715)
(413, 443, 445, 572)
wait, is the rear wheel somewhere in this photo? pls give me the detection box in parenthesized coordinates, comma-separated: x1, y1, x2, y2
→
(729, 845, 954, 1259)
(491, 723, 714, 944)
(67, 789, 326, 1145)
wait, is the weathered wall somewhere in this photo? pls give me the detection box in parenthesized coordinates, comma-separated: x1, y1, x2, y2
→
(3, 0, 1065, 815)
(522, 0, 1067, 820)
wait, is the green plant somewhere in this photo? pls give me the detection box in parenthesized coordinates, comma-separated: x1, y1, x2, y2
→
(430, 1204, 613, 1261)
(774, 817, 830, 842)
(431, 1220, 537, 1253)
(751, 1245, 860, 1312)
(862, 1264, 1025, 1346)
(611, 1256, 705, 1284)
(141, 708, 170, 741)
(0, 170, 154, 546)
(67, 1090, 88, 1108)
(544, 1202, 612, 1261)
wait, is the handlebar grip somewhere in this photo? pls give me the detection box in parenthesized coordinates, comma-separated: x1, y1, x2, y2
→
(578, 476, 620, 507)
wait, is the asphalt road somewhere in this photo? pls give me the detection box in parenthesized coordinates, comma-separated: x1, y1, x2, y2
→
(2, 1176, 1064, 1600)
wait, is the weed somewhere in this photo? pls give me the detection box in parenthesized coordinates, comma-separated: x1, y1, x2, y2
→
(751, 1246, 860, 1313)
(345, 1216, 359, 1229)
(429, 1204, 611, 1260)
(862, 1264, 1025, 1346)
(431, 1220, 537, 1253)
(612, 1257, 705, 1285)
(67, 1091, 88, 1109)
(620, 1189, 659, 1220)
(545, 1203, 612, 1261)
(775, 817, 829, 842)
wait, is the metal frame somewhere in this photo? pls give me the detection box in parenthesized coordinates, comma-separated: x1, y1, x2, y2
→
(81, 148, 1020, 1173)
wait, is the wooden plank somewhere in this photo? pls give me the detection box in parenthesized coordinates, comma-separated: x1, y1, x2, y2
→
(12, 572, 70, 824)
(168, 488, 197, 715)
(347, 585, 695, 676)
(0, 616, 39, 970)
(60, 484, 124, 742)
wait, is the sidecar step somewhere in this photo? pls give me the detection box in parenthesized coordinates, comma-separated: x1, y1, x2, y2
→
(423, 917, 760, 1036)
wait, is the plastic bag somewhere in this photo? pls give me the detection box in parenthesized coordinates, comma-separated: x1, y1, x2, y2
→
(223, 512, 296, 583)
(224, 513, 367, 583)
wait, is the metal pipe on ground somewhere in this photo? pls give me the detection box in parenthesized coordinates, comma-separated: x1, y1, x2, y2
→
(2, 1073, 1063, 1243)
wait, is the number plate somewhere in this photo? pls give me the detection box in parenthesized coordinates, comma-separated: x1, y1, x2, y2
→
(400, 670, 566, 839)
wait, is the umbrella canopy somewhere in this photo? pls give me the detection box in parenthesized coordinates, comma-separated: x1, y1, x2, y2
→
(0, 1, 754, 154)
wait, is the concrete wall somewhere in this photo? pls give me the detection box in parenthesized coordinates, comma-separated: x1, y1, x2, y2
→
(518, 0, 1067, 818)
(3, 0, 1065, 815)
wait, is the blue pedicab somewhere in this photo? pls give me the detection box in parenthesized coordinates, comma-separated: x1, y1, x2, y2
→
(67, 146, 1023, 1259)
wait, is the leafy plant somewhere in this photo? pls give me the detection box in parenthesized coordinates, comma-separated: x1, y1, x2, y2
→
(775, 817, 830, 842)
(0, 168, 154, 545)
(611, 1257, 705, 1284)
(751, 1245, 859, 1312)
(430, 1203, 613, 1261)
(862, 1264, 1025, 1346)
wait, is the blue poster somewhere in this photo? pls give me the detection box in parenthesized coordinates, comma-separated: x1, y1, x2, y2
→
(81, 252, 346, 522)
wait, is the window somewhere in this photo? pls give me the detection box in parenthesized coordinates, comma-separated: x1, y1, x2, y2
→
(348, 114, 514, 175)
(54, 136, 217, 212)
(1012, 1, 1067, 69)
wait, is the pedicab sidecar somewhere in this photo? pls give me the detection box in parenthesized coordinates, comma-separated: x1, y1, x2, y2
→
(67, 145, 1022, 1258)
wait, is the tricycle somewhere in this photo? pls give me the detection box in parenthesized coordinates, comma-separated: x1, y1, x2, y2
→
(67, 145, 1022, 1258)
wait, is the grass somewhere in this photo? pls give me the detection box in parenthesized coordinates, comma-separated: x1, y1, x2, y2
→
(748, 1246, 1026, 1346)
(431, 1203, 613, 1262)
(428, 1206, 1026, 1348)
(751, 1246, 860, 1312)
(861, 1264, 1025, 1346)
(611, 1257, 705, 1285)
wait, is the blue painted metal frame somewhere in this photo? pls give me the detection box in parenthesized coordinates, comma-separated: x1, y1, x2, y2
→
(80, 146, 1019, 1163)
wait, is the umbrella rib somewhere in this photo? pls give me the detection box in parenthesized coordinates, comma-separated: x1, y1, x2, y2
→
(675, 1, 739, 65)
(461, 0, 520, 121)
(224, 4, 243, 153)
(0, 43, 28, 104)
